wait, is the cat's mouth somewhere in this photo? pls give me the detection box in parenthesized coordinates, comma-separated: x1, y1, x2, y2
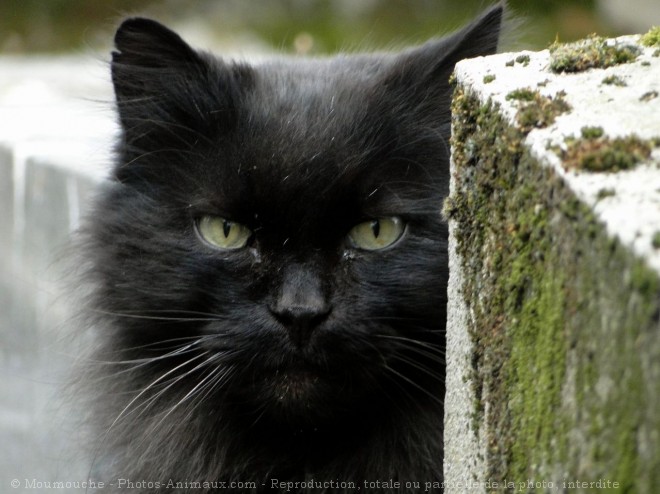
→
(251, 360, 337, 415)
(241, 348, 370, 419)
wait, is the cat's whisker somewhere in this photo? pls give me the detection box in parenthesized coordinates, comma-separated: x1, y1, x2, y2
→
(111, 335, 211, 353)
(91, 307, 229, 318)
(95, 341, 204, 365)
(88, 307, 223, 323)
(78, 342, 207, 388)
(127, 353, 237, 453)
(246, 397, 275, 430)
(90, 356, 233, 394)
(387, 353, 444, 381)
(373, 332, 443, 347)
(105, 352, 210, 430)
(352, 332, 443, 403)
(148, 357, 222, 430)
(194, 364, 236, 404)
(57, 335, 202, 363)
(177, 364, 237, 424)
(373, 337, 445, 362)
(367, 314, 442, 323)
(102, 353, 235, 453)
(376, 366, 428, 411)
(381, 364, 444, 406)
(371, 330, 443, 346)
(121, 308, 227, 318)
(394, 346, 446, 365)
(86, 351, 210, 487)
(145, 349, 238, 390)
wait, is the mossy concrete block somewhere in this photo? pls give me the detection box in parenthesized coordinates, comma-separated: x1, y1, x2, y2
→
(445, 34, 660, 492)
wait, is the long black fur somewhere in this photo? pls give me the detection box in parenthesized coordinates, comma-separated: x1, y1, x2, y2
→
(81, 6, 502, 493)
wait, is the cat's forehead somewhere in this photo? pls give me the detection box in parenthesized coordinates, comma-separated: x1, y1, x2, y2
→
(219, 54, 447, 209)
(237, 56, 397, 171)
(253, 55, 390, 101)
(250, 55, 401, 127)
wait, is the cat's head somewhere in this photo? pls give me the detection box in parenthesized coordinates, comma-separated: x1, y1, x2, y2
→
(88, 6, 502, 428)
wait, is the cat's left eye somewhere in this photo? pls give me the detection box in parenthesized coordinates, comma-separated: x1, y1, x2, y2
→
(348, 217, 405, 251)
(196, 215, 252, 250)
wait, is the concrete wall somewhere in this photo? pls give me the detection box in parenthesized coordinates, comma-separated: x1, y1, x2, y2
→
(444, 34, 660, 492)
(0, 57, 112, 492)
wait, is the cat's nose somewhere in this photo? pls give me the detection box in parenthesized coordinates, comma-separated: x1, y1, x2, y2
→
(271, 303, 332, 348)
(269, 264, 332, 348)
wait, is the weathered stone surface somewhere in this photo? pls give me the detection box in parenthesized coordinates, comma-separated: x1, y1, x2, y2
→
(445, 34, 660, 492)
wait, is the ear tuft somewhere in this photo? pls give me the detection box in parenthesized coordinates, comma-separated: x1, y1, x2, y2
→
(113, 17, 198, 69)
(446, 2, 503, 62)
(382, 3, 504, 96)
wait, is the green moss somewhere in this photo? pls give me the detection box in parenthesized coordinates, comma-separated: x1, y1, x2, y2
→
(561, 135, 652, 172)
(451, 89, 570, 482)
(448, 72, 457, 88)
(641, 26, 660, 47)
(630, 260, 660, 294)
(506, 88, 537, 102)
(450, 86, 660, 491)
(602, 74, 627, 86)
(549, 35, 641, 73)
(654, 48, 660, 57)
(507, 257, 568, 482)
(652, 232, 660, 249)
(596, 188, 616, 200)
(504, 54, 531, 68)
(581, 126, 605, 139)
(505, 89, 571, 132)
(483, 74, 496, 84)
(515, 54, 531, 66)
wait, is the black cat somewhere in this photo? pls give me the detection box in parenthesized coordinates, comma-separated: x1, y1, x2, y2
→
(81, 5, 501, 492)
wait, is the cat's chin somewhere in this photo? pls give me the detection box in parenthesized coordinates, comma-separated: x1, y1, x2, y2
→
(271, 367, 321, 403)
(250, 364, 347, 421)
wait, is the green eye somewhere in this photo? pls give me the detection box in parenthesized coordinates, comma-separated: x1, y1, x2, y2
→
(196, 215, 252, 250)
(348, 217, 405, 251)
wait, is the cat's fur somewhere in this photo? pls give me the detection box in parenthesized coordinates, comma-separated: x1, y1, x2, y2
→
(81, 5, 501, 492)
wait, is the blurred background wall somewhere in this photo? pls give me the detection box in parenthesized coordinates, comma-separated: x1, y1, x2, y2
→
(2, 0, 660, 57)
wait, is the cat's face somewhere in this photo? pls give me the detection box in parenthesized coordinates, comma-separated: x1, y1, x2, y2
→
(89, 11, 500, 428)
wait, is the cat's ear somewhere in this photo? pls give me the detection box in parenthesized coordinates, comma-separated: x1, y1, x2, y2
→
(113, 18, 200, 74)
(111, 18, 245, 150)
(380, 3, 503, 108)
(427, 2, 503, 68)
(112, 18, 207, 108)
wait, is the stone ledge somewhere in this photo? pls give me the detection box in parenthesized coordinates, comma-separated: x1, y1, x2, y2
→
(445, 34, 660, 492)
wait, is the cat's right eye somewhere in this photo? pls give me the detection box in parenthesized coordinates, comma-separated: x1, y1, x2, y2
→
(348, 216, 405, 251)
(196, 215, 252, 250)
